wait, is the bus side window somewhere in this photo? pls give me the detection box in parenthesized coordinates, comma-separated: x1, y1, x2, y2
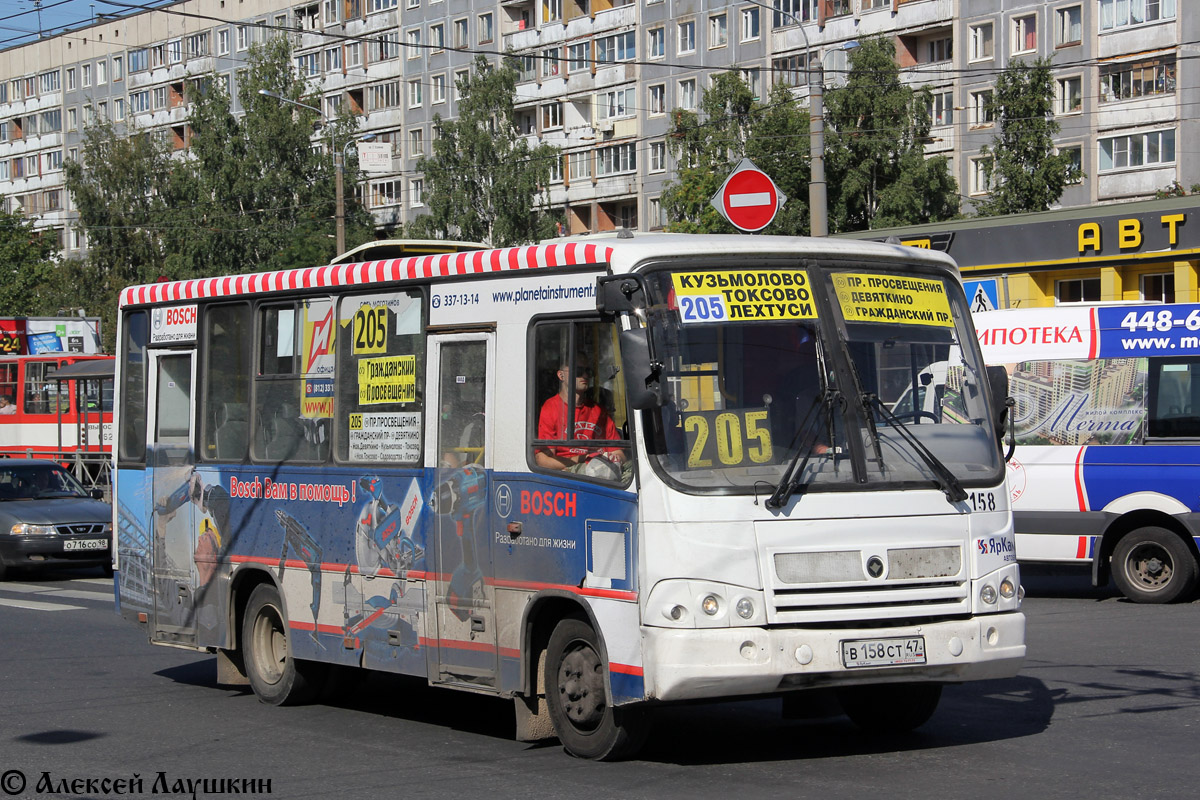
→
(1150, 360, 1200, 438)
(529, 319, 629, 482)
(201, 303, 252, 462)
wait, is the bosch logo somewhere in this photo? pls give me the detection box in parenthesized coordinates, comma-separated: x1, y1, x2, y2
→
(165, 306, 197, 326)
(495, 484, 512, 518)
(866, 556, 885, 579)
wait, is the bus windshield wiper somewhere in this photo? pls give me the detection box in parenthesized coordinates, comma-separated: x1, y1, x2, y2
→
(765, 388, 841, 511)
(864, 394, 968, 504)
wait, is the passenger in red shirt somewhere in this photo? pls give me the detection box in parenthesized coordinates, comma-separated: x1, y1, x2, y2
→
(536, 360, 627, 472)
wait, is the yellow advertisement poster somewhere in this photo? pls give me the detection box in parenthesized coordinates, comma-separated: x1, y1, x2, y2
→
(671, 270, 817, 323)
(358, 355, 417, 405)
(833, 273, 953, 327)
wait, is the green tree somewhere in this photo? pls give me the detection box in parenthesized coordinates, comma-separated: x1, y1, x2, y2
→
(412, 56, 560, 246)
(975, 57, 1082, 217)
(661, 73, 809, 234)
(0, 204, 58, 316)
(824, 36, 960, 232)
(62, 122, 180, 320)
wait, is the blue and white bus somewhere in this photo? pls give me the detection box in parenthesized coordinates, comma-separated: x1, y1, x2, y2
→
(975, 303, 1200, 603)
(114, 235, 1024, 759)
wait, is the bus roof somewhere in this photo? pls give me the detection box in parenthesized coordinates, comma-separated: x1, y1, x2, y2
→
(118, 235, 959, 309)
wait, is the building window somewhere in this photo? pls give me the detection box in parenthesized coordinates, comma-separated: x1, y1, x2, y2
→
(542, 102, 562, 130)
(1056, 6, 1082, 46)
(741, 68, 760, 99)
(678, 20, 696, 54)
(454, 69, 468, 101)
(772, 53, 807, 88)
(409, 178, 424, 207)
(970, 22, 994, 61)
(598, 86, 634, 120)
(325, 47, 341, 72)
(375, 33, 400, 60)
(568, 151, 591, 181)
(647, 83, 665, 115)
(649, 141, 666, 173)
(596, 32, 635, 63)
(237, 26, 250, 51)
(369, 180, 401, 208)
(927, 90, 953, 126)
(969, 89, 994, 127)
(545, 0, 562, 23)
(432, 74, 447, 104)
(678, 78, 696, 110)
(542, 47, 561, 78)
(408, 80, 423, 108)
(218, 29, 230, 55)
(1056, 76, 1082, 114)
(454, 19, 468, 48)
(969, 157, 992, 195)
(153, 86, 167, 109)
(1100, 0, 1177, 31)
(648, 196, 663, 229)
(406, 28, 422, 59)
(346, 43, 362, 69)
(1099, 129, 1175, 172)
(113, 98, 124, 121)
(648, 27, 665, 59)
(741, 8, 759, 41)
(1100, 57, 1175, 103)
(81, 64, 91, 87)
(409, 128, 424, 157)
(1056, 278, 1101, 304)
(96, 59, 107, 85)
(772, 0, 815, 27)
(567, 43, 589, 73)
(478, 13, 493, 44)
(296, 53, 320, 77)
(66, 68, 76, 90)
(709, 14, 728, 48)
(926, 37, 952, 63)
(1012, 14, 1037, 54)
(186, 33, 209, 58)
(430, 24, 444, 51)
(1060, 145, 1083, 183)
(168, 39, 182, 64)
(1141, 273, 1176, 303)
(369, 81, 400, 110)
(596, 143, 636, 176)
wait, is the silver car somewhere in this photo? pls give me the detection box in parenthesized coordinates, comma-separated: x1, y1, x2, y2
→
(0, 460, 112, 581)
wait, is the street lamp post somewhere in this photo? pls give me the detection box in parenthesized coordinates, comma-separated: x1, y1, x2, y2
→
(258, 88, 351, 255)
(805, 39, 859, 237)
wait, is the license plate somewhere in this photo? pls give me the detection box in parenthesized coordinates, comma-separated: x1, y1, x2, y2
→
(841, 636, 926, 669)
(64, 539, 107, 552)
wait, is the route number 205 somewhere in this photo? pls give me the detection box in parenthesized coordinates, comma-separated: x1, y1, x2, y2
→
(683, 409, 773, 468)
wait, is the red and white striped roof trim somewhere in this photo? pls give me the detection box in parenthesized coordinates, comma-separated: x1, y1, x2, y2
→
(118, 242, 614, 308)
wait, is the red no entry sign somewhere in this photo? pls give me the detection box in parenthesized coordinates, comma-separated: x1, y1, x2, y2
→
(711, 158, 786, 232)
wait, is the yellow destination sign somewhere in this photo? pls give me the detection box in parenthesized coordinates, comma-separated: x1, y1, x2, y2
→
(833, 273, 953, 327)
(357, 354, 417, 405)
(671, 270, 817, 323)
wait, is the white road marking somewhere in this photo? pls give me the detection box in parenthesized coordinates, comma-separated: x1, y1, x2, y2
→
(0, 597, 84, 612)
(0, 581, 113, 602)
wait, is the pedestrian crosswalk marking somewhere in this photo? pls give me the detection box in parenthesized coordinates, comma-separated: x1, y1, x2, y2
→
(0, 597, 84, 612)
(0, 582, 112, 602)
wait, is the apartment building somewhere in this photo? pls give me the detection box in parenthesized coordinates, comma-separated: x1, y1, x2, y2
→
(0, 0, 1192, 256)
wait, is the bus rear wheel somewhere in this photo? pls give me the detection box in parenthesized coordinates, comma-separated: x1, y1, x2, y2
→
(836, 683, 942, 734)
(1112, 527, 1199, 604)
(241, 583, 325, 705)
(544, 617, 648, 760)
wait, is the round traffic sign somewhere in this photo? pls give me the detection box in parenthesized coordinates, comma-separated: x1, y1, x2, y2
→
(717, 166, 781, 232)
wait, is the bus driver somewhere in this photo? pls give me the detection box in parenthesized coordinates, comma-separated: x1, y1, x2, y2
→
(535, 358, 627, 475)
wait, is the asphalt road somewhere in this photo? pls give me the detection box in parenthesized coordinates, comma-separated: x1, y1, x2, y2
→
(0, 565, 1196, 800)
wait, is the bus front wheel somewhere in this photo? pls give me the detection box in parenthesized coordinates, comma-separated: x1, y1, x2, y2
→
(241, 583, 325, 705)
(544, 617, 648, 760)
(1112, 527, 1199, 604)
(836, 683, 942, 734)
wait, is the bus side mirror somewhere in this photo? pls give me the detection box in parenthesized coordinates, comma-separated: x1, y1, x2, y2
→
(619, 328, 663, 410)
(986, 365, 1016, 459)
(597, 275, 648, 314)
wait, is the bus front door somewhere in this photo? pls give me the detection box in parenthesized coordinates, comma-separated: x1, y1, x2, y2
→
(146, 349, 199, 646)
(427, 333, 497, 687)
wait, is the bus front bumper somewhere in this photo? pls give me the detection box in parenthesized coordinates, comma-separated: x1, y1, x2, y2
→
(640, 612, 1025, 703)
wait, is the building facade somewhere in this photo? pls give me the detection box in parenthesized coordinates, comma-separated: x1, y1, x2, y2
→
(0, 0, 1193, 255)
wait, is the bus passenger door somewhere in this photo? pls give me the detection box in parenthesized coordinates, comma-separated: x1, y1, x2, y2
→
(427, 333, 497, 687)
(146, 349, 199, 646)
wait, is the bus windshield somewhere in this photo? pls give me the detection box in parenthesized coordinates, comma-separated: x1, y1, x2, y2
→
(643, 264, 1002, 495)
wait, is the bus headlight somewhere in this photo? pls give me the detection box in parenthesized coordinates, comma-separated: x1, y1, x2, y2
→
(735, 597, 755, 619)
(701, 595, 720, 616)
(999, 578, 1015, 599)
(980, 583, 997, 605)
